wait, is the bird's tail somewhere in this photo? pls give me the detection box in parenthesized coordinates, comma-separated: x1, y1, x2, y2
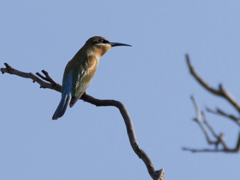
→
(52, 70, 73, 120)
(52, 92, 72, 120)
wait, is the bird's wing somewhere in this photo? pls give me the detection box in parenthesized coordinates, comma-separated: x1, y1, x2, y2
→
(68, 65, 88, 107)
(62, 55, 98, 107)
(70, 56, 98, 107)
(72, 64, 87, 97)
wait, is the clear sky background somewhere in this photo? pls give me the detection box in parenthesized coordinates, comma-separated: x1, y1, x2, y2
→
(1, 1, 239, 180)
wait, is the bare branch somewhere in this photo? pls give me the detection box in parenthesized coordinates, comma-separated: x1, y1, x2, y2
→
(190, 96, 217, 145)
(190, 95, 201, 122)
(1, 63, 164, 180)
(81, 92, 164, 179)
(183, 96, 240, 153)
(1, 63, 62, 91)
(36, 70, 58, 85)
(202, 112, 227, 149)
(182, 148, 231, 153)
(186, 54, 240, 113)
(206, 107, 240, 126)
(183, 132, 240, 153)
(202, 112, 218, 138)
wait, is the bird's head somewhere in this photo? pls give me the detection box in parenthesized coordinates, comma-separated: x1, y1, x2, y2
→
(84, 36, 131, 56)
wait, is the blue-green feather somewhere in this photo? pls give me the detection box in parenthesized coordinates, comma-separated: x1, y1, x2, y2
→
(52, 70, 73, 120)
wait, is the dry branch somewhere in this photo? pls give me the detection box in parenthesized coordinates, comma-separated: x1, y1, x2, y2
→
(184, 55, 240, 153)
(183, 96, 240, 153)
(206, 107, 240, 126)
(186, 54, 240, 113)
(1, 63, 164, 180)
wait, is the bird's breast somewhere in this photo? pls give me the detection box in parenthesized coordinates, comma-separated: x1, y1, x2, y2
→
(85, 56, 99, 75)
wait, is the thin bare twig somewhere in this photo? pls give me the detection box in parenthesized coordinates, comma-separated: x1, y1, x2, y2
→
(36, 70, 58, 86)
(202, 112, 225, 149)
(206, 107, 240, 126)
(186, 54, 240, 113)
(183, 132, 240, 153)
(1, 63, 164, 180)
(183, 96, 240, 153)
(190, 96, 218, 145)
(201, 112, 218, 138)
(1, 63, 62, 91)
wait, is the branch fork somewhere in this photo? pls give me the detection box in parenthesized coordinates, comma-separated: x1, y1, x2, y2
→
(183, 55, 240, 153)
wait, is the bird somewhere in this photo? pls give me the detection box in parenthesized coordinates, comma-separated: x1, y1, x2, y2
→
(52, 36, 131, 120)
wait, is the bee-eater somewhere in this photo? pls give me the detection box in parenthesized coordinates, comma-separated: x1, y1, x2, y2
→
(52, 36, 131, 120)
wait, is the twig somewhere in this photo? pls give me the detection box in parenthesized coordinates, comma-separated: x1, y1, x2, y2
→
(36, 70, 58, 86)
(183, 96, 240, 153)
(1, 63, 62, 91)
(190, 96, 218, 145)
(183, 132, 240, 153)
(201, 112, 217, 138)
(202, 112, 225, 149)
(206, 107, 240, 126)
(186, 54, 240, 113)
(1, 63, 164, 180)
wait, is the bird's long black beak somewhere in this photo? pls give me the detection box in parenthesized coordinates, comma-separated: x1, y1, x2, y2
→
(109, 42, 131, 47)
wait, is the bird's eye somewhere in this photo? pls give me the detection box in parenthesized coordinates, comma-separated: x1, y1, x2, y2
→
(93, 39, 108, 45)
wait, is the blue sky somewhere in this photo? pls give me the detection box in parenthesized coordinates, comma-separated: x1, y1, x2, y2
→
(1, 1, 240, 180)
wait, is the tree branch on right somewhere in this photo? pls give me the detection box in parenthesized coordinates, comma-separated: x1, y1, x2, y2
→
(183, 54, 240, 153)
